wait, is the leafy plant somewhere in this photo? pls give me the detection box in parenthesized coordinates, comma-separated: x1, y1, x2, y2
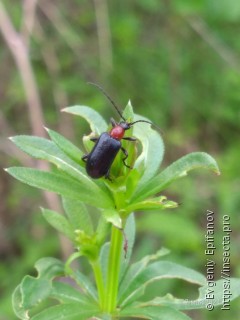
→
(6, 103, 240, 319)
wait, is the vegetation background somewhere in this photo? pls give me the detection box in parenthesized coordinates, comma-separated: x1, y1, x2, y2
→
(0, 0, 239, 319)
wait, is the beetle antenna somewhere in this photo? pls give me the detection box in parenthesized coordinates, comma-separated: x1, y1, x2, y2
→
(88, 82, 126, 121)
(129, 119, 163, 134)
(129, 119, 153, 125)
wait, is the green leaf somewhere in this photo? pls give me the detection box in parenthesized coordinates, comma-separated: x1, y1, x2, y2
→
(50, 281, 94, 305)
(119, 213, 136, 281)
(122, 213, 136, 261)
(33, 257, 65, 280)
(133, 152, 220, 202)
(10, 135, 108, 200)
(62, 198, 93, 235)
(62, 105, 108, 135)
(119, 305, 192, 319)
(70, 270, 98, 301)
(133, 114, 164, 187)
(10, 136, 108, 200)
(94, 315, 112, 320)
(95, 216, 110, 246)
(139, 248, 170, 266)
(118, 261, 206, 306)
(10, 135, 84, 174)
(12, 258, 64, 315)
(10, 135, 103, 194)
(100, 242, 110, 286)
(6, 167, 113, 209)
(12, 285, 28, 320)
(125, 196, 178, 213)
(31, 303, 100, 320)
(102, 209, 122, 228)
(125, 169, 141, 200)
(122, 100, 134, 121)
(118, 248, 170, 304)
(41, 208, 74, 240)
(21, 276, 51, 310)
(45, 127, 83, 164)
(136, 277, 240, 310)
(194, 277, 240, 309)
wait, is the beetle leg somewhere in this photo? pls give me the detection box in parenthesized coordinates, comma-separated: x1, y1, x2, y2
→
(121, 147, 132, 169)
(90, 137, 98, 142)
(82, 154, 89, 162)
(122, 136, 137, 142)
(110, 118, 117, 127)
(82, 137, 98, 163)
(105, 170, 112, 181)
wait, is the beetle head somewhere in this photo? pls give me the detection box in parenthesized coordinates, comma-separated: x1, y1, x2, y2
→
(119, 121, 131, 131)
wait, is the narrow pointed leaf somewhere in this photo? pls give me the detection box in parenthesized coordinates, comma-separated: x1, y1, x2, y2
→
(10, 135, 84, 173)
(94, 315, 111, 320)
(102, 209, 122, 228)
(33, 257, 65, 280)
(100, 242, 110, 285)
(192, 277, 240, 310)
(71, 270, 98, 301)
(122, 100, 134, 120)
(6, 167, 113, 209)
(46, 128, 83, 164)
(10, 135, 103, 199)
(133, 114, 164, 187)
(62, 198, 93, 235)
(21, 276, 51, 310)
(133, 152, 220, 202)
(50, 281, 94, 304)
(95, 216, 110, 246)
(125, 196, 178, 213)
(118, 248, 170, 303)
(119, 261, 206, 306)
(62, 105, 108, 135)
(31, 303, 100, 320)
(136, 278, 240, 310)
(10, 135, 103, 195)
(41, 208, 74, 240)
(119, 305, 191, 319)
(12, 285, 29, 320)
(15, 258, 64, 312)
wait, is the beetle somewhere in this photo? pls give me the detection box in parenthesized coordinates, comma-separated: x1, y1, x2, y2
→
(82, 83, 154, 179)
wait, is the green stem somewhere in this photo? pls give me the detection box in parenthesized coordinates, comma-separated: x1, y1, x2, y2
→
(91, 259, 105, 309)
(105, 225, 123, 313)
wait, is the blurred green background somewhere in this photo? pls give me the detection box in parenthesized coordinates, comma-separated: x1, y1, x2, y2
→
(0, 0, 239, 319)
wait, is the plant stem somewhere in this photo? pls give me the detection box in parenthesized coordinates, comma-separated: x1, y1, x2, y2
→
(105, 225, 123, 313)
(91, 260, 105, 309)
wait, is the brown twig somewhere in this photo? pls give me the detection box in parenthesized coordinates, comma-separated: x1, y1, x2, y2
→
(21, 0, 38, 48)
(0, 1, 45, 137)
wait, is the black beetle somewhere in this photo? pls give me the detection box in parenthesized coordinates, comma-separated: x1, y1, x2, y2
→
(82, 83, 154, 179)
